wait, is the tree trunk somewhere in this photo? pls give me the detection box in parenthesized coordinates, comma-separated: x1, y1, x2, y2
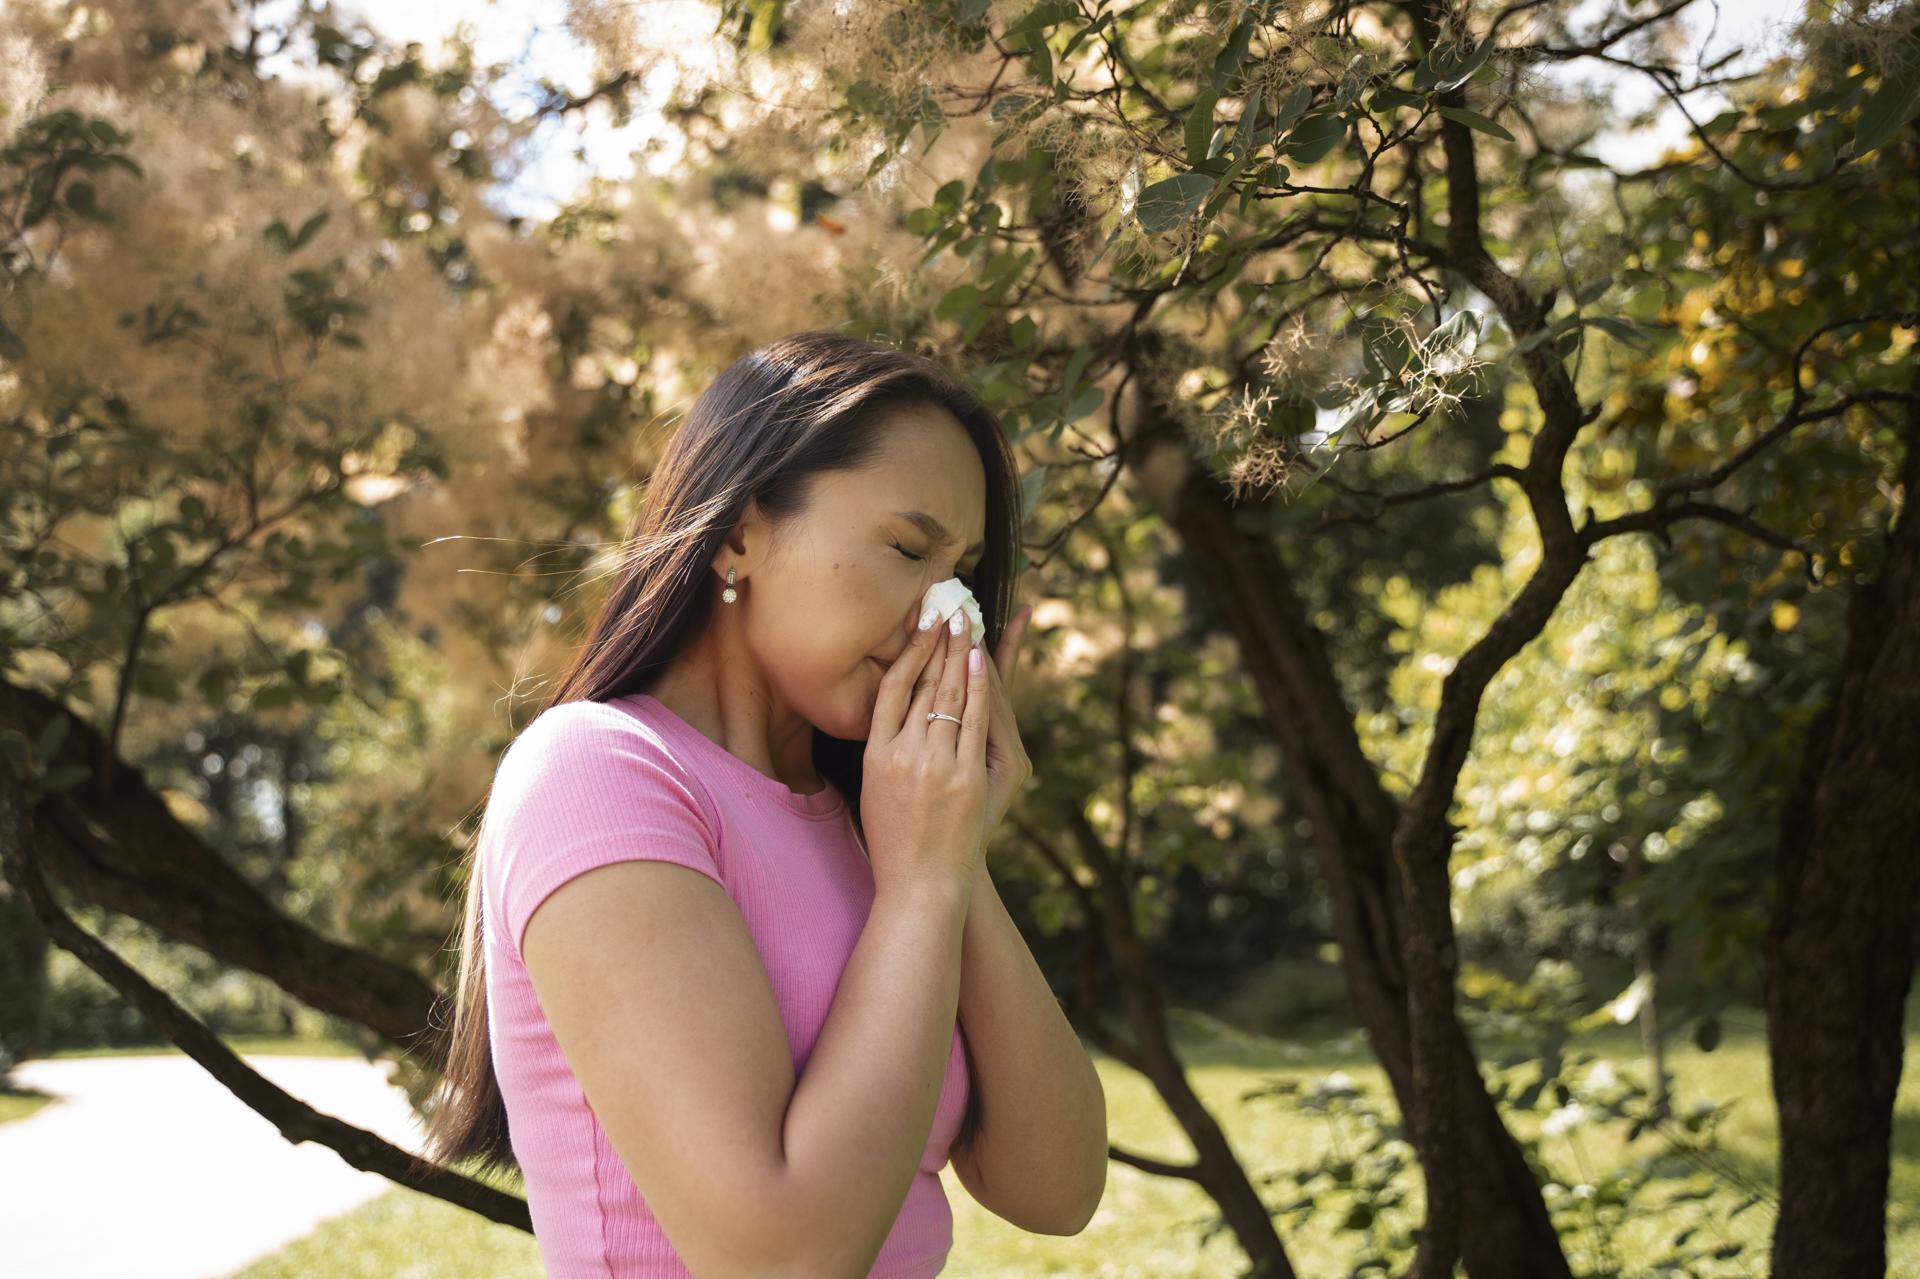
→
(0, 884, 51, 1064)
(1124, 423, 1572, 1278)
(1765, 373, 1920, 1276)
(1627, 840, 1670, 1115)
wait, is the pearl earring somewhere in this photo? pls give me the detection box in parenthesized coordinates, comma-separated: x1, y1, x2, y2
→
(721, 566, 738, 603)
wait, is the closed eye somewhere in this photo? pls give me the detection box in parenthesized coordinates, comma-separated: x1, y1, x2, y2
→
(892, 540, 977, 589)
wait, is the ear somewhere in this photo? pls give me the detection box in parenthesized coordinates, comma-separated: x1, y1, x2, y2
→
(712, 500, 769, 577)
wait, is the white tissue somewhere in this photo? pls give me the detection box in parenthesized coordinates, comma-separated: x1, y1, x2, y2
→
(922, 577, 985, 647)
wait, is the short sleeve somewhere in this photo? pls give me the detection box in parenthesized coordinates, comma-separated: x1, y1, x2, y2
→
(484, 700, 724, 964)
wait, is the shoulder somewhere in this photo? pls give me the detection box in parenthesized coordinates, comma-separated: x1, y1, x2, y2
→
(484, 698, 729, 964)
(509, 695, 659, 750)
(490, 698, 714, 825)
(502, 697, 687, 778)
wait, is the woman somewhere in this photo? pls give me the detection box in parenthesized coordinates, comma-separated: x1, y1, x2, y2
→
(419, 330, 1069, 1277)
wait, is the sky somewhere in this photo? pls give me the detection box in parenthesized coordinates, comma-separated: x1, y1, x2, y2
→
(257, 0, 710, 219)
(274, 0, 1814, 222)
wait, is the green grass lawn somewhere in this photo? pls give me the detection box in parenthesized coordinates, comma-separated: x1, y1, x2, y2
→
(223, 1007, 1920, 1278)
(0, 1085, 56, 1126)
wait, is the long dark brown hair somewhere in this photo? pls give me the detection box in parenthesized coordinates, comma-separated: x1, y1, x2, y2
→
(418, 329, 1019, 1180)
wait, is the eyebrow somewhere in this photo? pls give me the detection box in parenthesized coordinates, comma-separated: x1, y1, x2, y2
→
(895, 510, 986, 560)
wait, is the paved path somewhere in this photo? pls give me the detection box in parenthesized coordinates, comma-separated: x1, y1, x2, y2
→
(2, 1053, 427, 1279)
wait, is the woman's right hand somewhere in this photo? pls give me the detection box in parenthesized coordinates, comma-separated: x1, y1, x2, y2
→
(860, 607, 990, 898)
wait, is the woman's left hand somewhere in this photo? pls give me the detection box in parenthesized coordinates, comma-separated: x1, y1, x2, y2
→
(981, 602, 1036, 837)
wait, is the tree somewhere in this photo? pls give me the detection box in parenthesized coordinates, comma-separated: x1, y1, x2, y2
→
(639, 0, 1912, 1271)
(4, 0, 1915, 1274)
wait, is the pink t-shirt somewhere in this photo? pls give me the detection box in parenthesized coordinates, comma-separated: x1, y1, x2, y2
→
(480, 691, 971, 1278)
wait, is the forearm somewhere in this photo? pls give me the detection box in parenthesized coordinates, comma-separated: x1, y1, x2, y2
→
(955, 863, 1109, 1231)
(778, 873, 974, 1276)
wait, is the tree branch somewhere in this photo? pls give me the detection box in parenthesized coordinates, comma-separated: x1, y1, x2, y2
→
(1108, 1146, 1205, 1180)
(0, 759, 531, 1232)
(1299, 463, 1525, 535)
(1586, 498, 1830, 584)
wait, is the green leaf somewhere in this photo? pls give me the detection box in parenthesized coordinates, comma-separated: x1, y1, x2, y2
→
(1271, 84, 1314, 134)
(1359, 316, 1414, 377)
(290, 208, 330, 250)
(1185, 87, 1219, 165)
(1436, 105, 1513, 142)
(64, 181, 101, 218)
(989, 92, 1034, 125)
(1854, 63, 1920, 156)
(1200, 151, 1252, 220)
(746, 0, 779, 52)
(1135, 171, 1217, 233)
(1017, 463, 1049, 525)
(38, 764, 93, 794)
(1369, 85, 1421, 114)
(1280, 110, 1345, 163)
(1582, 315, 1656, 350)
(1063, 343, 1093, 392)
(197, 667, 233, 706)
(973, 151, 998, 197)
(0, 730, 28, 774)
(1024, 38, 1051, 87)
(1063, 385, 1104, 422)
(27, 169, 70, 224)
(36, 712, 70, 765)
(1059, 11, 1110, 61)
(1211, 16, 1255, 93)
(1422, 308, 1481, 374)
(1233, 87, 1264, 158)
(1255, 162, 1291, 190)
(1424, 40, 1494, 93)
(1330, 386, 1382, 440)
(1004, 0, 1077, 40)
(847, 79, 889, 113)
(935, 283, 983, 320)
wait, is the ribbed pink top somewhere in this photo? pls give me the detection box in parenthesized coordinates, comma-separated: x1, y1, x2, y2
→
(480, 691, 970, 1277)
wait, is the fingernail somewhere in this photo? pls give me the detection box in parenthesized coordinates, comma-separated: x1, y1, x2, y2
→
(949, 611, 964, 635)
(969, 645, 983, 673)
(919, 604, 938, 631)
